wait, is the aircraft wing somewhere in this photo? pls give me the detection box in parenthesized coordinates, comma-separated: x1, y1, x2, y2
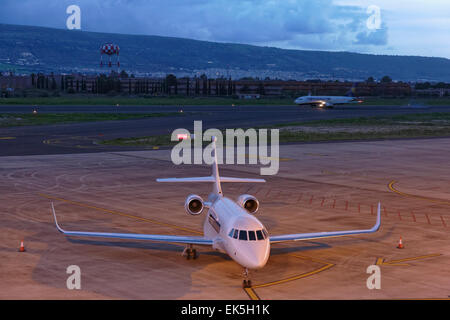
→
(51, 203, 212, 246)
(220, 177, 266, 183)
(269, 202, 381, 243)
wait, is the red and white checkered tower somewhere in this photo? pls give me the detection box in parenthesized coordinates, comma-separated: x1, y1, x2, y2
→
(100, 43, 120, 69)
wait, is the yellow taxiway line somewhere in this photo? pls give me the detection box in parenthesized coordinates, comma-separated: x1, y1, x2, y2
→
(376, 253, 442, 267)
(388, 180, 450, 206)
(244, 287, 261, 300)
(255, 264, 334, 289)
(0, 137, 16, 140)
(244, 254, 335, 300)
(39, 193, 202, 235)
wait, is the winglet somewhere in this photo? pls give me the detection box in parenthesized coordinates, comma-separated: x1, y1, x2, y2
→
(372, 202, 382, 232)
(51, 202, 65, 234)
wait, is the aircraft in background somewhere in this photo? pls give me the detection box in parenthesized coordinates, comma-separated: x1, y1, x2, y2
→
(294, 84, 364, 108)
(51, 137, 381, 288)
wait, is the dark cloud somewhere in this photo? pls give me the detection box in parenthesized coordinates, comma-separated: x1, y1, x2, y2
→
(354, 25, 388, 46)
(0, 0, 388, 50)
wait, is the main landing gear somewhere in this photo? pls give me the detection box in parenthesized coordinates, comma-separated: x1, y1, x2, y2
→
(242, 268, 252, 288)
(183, 244, 198, 260)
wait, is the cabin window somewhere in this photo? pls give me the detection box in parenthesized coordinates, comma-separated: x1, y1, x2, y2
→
(239, 230, 248, 241)
(248, 231, 256, 241)
(256, 230, 264, 240)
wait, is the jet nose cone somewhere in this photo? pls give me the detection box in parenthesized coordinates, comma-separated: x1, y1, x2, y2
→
(239, 241, 270, 269)
(245, 257, 267, 269)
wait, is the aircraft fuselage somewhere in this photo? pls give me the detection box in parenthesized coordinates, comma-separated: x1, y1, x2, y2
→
(204, 194, 270, 269)
(294, 96, 363, 108)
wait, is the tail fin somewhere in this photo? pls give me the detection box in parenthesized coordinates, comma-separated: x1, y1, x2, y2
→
(346, 83, 357, 97)
(211, 136, 222, 194)
(156, 136, 265, 195)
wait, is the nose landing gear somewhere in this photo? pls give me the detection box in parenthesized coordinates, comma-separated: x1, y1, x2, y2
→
(183, 244, 198, 260)
(242, 268, 252, 288)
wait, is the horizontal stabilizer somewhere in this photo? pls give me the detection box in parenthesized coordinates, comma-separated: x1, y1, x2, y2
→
(157, 177, 265, 183)
(220, 177, 266, 183)
(157, 136, 265, 195)
(157, 177, 215, 183)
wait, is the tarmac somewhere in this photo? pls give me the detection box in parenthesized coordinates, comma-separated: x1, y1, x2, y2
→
(1, 137, 449, 299)
(1, 103, 450, 156)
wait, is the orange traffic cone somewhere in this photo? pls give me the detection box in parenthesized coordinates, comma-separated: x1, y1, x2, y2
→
(19, 240, 26, 252)
(397, 237, 404, 249)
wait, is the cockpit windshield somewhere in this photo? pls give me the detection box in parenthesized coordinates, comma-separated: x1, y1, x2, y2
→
(228, 228, 268, 241)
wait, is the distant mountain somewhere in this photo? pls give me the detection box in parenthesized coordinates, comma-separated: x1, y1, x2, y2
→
(1, 23, 449, 82)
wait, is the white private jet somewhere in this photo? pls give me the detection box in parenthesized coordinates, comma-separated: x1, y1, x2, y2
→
(51, 138, 381, 288)
(294, 85, 364, 108)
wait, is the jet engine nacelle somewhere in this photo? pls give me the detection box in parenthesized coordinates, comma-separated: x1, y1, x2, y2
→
(185, 194, 204, 215)
(318, 101, 333, 108)
(237, 194, 259, 214)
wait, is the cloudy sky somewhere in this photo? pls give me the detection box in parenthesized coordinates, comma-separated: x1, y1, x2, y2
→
(0, 0, 449, 58)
